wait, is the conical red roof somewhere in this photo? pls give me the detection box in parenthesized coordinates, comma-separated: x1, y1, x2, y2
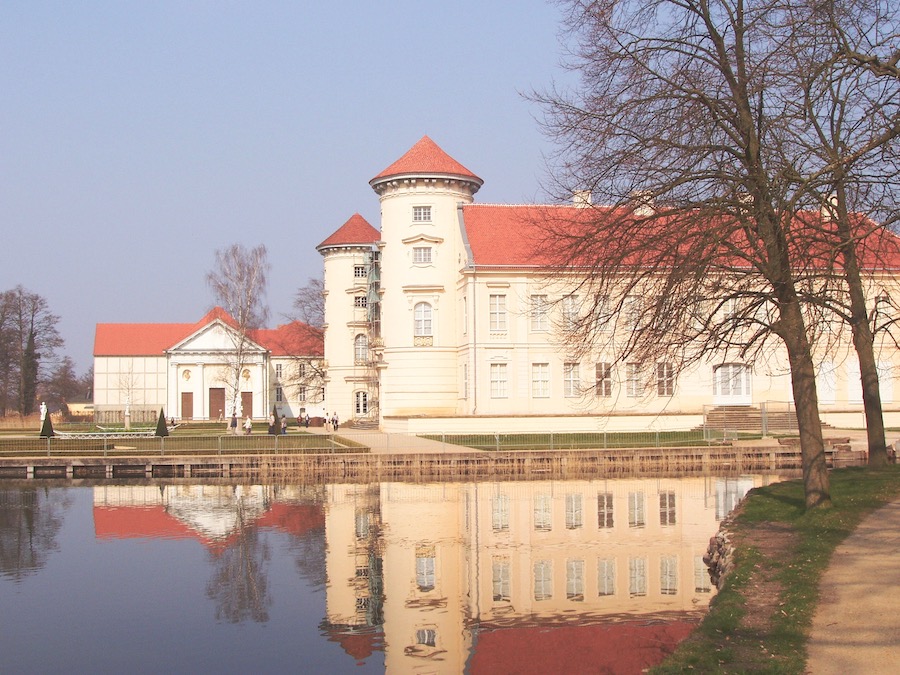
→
(317, 213, 380, 251)
(370, 135, 482, 186)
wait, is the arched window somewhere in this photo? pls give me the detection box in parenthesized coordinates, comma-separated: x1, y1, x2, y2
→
(354, 334, 368, 364)
(414, 302, 433, 337)
(355, 391, 368, 415)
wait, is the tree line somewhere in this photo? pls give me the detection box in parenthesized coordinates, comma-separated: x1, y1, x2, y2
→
(0, 286, 89, 417)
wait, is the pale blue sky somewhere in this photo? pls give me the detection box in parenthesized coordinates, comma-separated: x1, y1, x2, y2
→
(1, 1, 571, 372)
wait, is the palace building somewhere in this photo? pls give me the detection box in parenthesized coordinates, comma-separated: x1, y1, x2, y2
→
(317, 136, 900, 433)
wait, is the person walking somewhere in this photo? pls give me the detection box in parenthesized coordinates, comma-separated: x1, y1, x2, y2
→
(280, 415, 287, 435)
(230, 413, 238, 435)
(244, 416, 252, 435)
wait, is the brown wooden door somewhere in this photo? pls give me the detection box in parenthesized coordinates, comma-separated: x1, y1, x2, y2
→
(209, 388, 225, 421)
(181, 392, 193, 420)
(241, 392, 253, 418)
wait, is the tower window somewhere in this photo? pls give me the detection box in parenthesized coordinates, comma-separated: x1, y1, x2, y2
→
(413, 247, 432, 264)
(413, 206, 432, 222)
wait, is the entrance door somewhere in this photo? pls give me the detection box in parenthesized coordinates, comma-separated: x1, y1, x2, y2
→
(181, 392, 194, 420)
(241, 392, 253, 418)
(712, 364, 752, 405)
(209, 388, 225, 421)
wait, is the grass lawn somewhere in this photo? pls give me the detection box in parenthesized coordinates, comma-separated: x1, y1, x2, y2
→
(653, 465, 900, 673)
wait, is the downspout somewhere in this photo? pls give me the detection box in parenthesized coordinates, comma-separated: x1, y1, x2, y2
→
(458, 203, 477, 414)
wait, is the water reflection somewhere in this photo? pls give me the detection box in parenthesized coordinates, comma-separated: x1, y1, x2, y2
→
(0, 487, 72, 580)
(0, 474, 773, 673)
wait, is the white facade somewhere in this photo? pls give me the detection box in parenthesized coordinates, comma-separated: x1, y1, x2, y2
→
(94, 309, 323, 423)
(318, 137, 900, 433)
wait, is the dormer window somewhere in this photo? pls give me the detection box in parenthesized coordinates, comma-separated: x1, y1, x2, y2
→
(413, 206, 432, 222)
(413, 247, 433, 264)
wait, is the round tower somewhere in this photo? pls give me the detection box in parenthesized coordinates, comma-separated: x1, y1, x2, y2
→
(316, 214, 381, 425)
(368, 136, 483, 423)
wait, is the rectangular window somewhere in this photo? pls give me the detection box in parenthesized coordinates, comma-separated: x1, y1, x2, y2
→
(492, 557, 511, 602)
(534, 560, 552, 601)
(413, 247, 432, 264)
(566, 560, 585, 601)
(416, 629, 436, 647)
(489, 294, 507, 331)
(598, 559, 616, 596)
(595, 363, 612, 397)
(354, 264, 367, 278)
(416, 545, 436, 592)
(565, 493, 583, 529)
(491, 494, 510, 532)
(413, 205, 432, 222)
(354, 295, 368, 308)
(694, 556, 712, 593)
(598, 492, 614, 528)
(628, 491, 645, 528)
(275, 363, 282, 380)
(629, 557, 647, 597)
(659, 491, 676, 526)
(275, 386, 283, 403)
(534, 494, 552, 531)
(564, 362, 580, 397)
(657, 362, 674, 396)
(624, 295, 642, 330)
(530, 294, 549, 331)
(660, 555, 678, 595)
(562, 294, 579, 330)
(490, 363, 508, 398)
(297, 385, 307, 402)
(532, 363, 550, 398)
(626, 362, 644, 397)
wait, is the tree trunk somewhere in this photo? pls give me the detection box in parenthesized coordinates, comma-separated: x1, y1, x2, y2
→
(782, 302, 832, 509)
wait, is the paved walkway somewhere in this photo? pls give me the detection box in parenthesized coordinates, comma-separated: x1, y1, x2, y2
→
(806, 498, 900, 674)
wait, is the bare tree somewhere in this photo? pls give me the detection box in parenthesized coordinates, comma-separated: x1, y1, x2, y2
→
(531, 0, 894, 508)
(775, 0, 900, 466)
(206, 244, 270, 417)
(283, 277, 326, 408)
(0, 286, 63, 416)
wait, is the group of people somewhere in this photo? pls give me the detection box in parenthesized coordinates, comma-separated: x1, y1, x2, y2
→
(325, 412, 339, 432)
(228, 411, 313, 435)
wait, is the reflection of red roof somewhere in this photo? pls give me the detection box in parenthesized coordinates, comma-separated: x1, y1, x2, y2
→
(255, 502, 325, 534)
(94, 502, 325, 549)
(94, 506, 205, 542)
(468, 620, 696, 675)
(370, 135, 482, 187)
(322, 627, 384, 664)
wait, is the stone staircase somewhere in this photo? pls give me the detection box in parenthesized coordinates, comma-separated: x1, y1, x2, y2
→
(703, 404, 801, 434)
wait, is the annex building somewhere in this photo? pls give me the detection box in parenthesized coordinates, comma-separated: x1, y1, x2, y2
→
(317, 136, 900, 434)
(93, 307, 323, 423)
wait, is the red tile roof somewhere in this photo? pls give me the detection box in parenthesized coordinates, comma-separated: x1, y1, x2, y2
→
(94, 308, 323, 357)
(461, 204, 900, 271)
(370, 135, 482, 186)
(317, 213, 380, 251)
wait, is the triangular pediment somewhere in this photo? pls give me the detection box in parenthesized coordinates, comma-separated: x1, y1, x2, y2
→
(168, 319, 266, 354)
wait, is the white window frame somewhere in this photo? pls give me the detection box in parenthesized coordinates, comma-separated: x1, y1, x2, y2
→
(566, 559, 585, 601)
(492, 557, 511, 602)
(534, 494, 552, 531)
(628, 491, 645, 528)
(490, 363, 508, 398)
(414, 302, 433, 337)
(659, 491, 676, 526)
(660, 555, 678, 595)
(413, 205, 432, 222)
(657, 362, 674, 396)
(596, 362, 612, 397)
(534, 560, 553, 601)
(532, 362, 550, 398)
(626, 362, 644, 398)
(355, 390, 368, 415)
(629, 557, 647, 597)
(354, 264, 367, 278)
(354, 334, 368, 364)
(489, 294, 507, 331)
(565, 493, 583, 529)
(598, 492, 614, 528)
(564, 362, 580, 397)
(413, 246, 432, 264)
(598, 558, 616, 596)
(531, 294, 549, 331)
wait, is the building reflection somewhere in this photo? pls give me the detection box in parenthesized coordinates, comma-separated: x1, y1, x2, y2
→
(91, 474, 770, 672)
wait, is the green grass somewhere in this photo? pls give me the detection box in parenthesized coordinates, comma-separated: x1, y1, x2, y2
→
(653, 466, 900, 673)
(421, 430, 759, 450)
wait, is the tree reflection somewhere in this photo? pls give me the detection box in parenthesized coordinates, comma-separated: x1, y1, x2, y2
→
(0, 487, 71, 581)
(205, 501, 272, 623)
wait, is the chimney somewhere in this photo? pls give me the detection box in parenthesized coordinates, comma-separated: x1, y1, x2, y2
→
(572, 190, 593, 208)
(629, 190, 654, 216)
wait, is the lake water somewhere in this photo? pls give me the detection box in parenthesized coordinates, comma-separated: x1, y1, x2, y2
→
(0, 474, 779, 674)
